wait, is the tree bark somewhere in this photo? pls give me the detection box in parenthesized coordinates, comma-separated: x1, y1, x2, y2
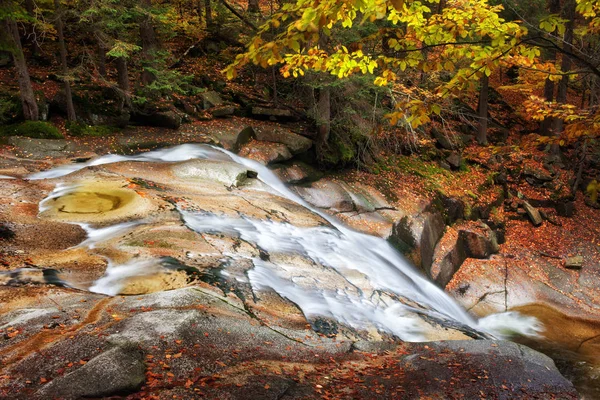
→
(24, 0, 42, 57)
(205, 0, 213, 28)
(477, 73, 489, 145)
(54, 0, 76, 121)
(116, 57, 130, 92)
(140, 0, 158, 85)
(97, 40, 107, 78)
(248, 0, 260, 13)
(3, 19, 39, 120)
(539, 0, 561, 137)
(316, 86, 331, 158)
(551, 0, 576, 140)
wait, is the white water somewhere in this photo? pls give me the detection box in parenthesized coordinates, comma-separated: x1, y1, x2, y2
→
(89, 258, 165, 296)
(33, 143, 542, 340)
(28, 144, 230, 180)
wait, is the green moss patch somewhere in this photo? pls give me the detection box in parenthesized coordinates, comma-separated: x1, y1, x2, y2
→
(0, 121, 63, 139)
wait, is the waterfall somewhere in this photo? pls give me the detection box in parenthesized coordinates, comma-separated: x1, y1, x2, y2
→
(33, 144, 542, 341)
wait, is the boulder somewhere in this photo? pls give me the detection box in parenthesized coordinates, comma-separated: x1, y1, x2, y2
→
(238, 140, 293, 165)
(251, 106, 294, 120)
(431, 128, 457, 150)
(400, 340, 578, 399)
(272, 161, 322, 184)
(391, 211, 445, 270)
(171, 159, 257, 187)
(37, 346, 145, 399)
(253, 126, 313, 154)
(523, 201, 543, 226)
(7, 137, 79, 159)
(458, 223, 499, 259)
(200, 90, 224, 109)
(201, 123, 255, 152)
(294, 179, 354, 212)
(211, 105, 236, 118)
(446, 152, 462, 170)
(430, 228, 467, 287)
(134, 111, 182, 129)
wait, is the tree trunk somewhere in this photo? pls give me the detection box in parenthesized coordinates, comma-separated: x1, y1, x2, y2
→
(54, 0, 76, 121)
(539, 0, 561, 137)
(116, 57, 130, 92)
(316, 86, 331, 159)
(551, 0, 576, 148)
(24, 0, 42, 57)
(140, 0, 158, 85)
(248, 0, 260, 13)
(205, 0, 213, 28)
(197, 0, 204, 22)
(97, 40, 107, 78)
(477, 74, 489, 145)
(3, 19, 39, 121)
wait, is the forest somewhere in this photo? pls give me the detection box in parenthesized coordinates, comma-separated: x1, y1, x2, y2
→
(1, 0, 600, 399)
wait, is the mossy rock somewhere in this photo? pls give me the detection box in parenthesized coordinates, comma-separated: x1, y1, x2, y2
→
(0, 121, 63, 139)
(67, 122, 115, 137)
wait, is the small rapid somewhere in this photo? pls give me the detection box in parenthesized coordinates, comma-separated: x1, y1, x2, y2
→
(33, 143, 543, 341)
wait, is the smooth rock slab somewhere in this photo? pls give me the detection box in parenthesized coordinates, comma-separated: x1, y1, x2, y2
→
(400, 340, 578, 399)
(253, 126, 313, 154)
(172, 159, 257, 187)
(37, 346, 145, 399)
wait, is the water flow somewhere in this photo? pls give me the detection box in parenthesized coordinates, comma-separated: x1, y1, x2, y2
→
(33, 144, 542, 340)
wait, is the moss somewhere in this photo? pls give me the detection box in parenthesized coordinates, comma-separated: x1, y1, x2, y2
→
(67, 122, 114, 137)
(0, 121, 63, 139)
(464, 201, 473, 220)
(0, 93, 22, 124)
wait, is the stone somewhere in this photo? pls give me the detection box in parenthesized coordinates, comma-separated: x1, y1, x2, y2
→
(37, 346, 145, 399)
(523, 201, 543, 226)
(430, 227, 467, 287)
(446, 152, 462, 170)
(565, 255, 583, 269)
(7, 137, 79, 159)
(251, 107, 293, 119)
(171, 159, 257, 187)
(132, 111, 182, 129)
(238, 140, 293, 165)
(439, 195, 465, 224)
(458, 223, 499, 259)
(211, 105, 236, 117)
(272, 161, 322, 184)
(431, 128, 457, 150)
(524, 166, 553, 182)
(400, 340, 578, 399)
(439, 159, 451, 171)
(200, 90, 224, 109)
(294, 180, 354, 212)
(253, 126, 313, 154)
(204, 124, 255, 152)
(391, 211, 446, 270)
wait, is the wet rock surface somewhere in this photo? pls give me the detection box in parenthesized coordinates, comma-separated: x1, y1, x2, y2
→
(0, 125, 591, 398)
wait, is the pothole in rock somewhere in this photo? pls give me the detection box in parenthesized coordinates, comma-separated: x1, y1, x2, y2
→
(54, 191, 132, 214)
(40, 181, 154, 224)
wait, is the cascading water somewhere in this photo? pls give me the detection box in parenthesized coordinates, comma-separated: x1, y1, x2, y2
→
(32, 144, 542, 341)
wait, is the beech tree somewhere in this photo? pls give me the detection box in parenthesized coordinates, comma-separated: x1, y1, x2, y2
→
(226, 0, 532, 131)
(1, 3, 39, 120)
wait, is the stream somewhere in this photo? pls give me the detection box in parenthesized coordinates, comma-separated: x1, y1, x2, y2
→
(29, 143, 542, 343)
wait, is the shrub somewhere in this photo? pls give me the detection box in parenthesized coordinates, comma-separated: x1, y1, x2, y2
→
(0, 121, 63, 139)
